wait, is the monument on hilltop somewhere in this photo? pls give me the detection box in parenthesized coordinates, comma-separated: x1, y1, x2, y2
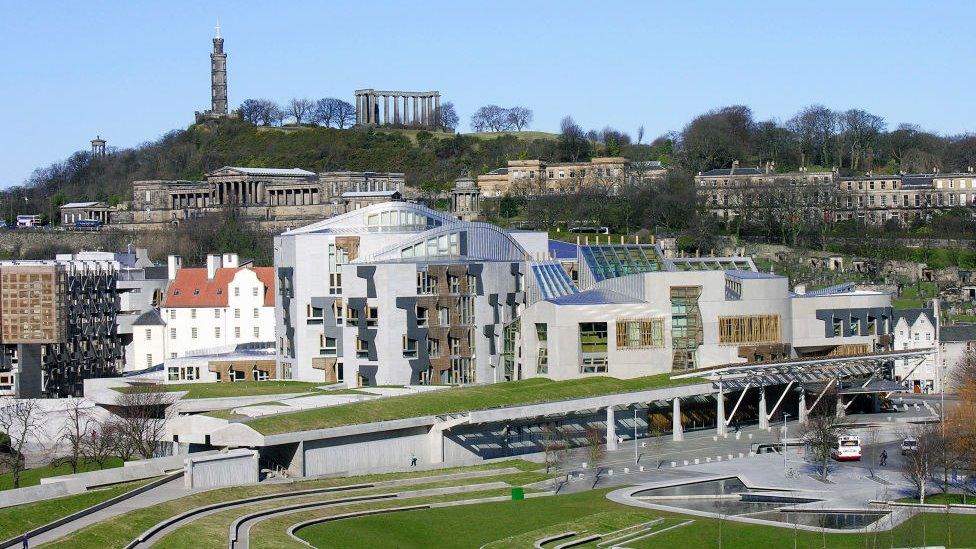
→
(195, 21, 238, 123)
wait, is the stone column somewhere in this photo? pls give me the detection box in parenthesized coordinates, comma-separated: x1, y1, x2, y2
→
(394, 95, 400, 125)
(413, 96, 419, 126)
(383, 95, 389, 125)
(672, 398, 684, 442)
(606, 406, 618, 451)
(759, 387, 769, 430)
(355, 94, 361, 124)
(716, 383, 727, 437)
(421, 96, 428, 126)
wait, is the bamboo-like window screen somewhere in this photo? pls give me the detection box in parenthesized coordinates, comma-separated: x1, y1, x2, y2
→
(718, 315, 780, 344)
(615, 319, 665, 349)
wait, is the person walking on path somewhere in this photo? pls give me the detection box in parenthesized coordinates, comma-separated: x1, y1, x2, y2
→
(879, 449, 888, 467)
(410, 453, 418, 467)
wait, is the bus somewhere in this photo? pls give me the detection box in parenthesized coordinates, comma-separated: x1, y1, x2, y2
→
(72, 219, 103, 231)
(15, 214, 42, 228)
(831, 435, 862, 461)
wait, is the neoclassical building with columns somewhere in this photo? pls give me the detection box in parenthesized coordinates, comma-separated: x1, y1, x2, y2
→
(124, 166, 404, 228)
(355, 89, 441, 128)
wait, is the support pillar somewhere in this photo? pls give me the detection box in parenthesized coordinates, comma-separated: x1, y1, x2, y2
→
(716, 384, 727, 437)
(435, 93, 441, 125)
(798, 387, 808, 425)
(413, 96, 419, 126)
(836, 394, 846, 417)
(356, 94, 362, 124)
(394, 95, 400, 125)
(383, 95, 389, 125)
(606, 406, 617, 451)
(759, 387, 769, 430)
(672, 398, 684, 442)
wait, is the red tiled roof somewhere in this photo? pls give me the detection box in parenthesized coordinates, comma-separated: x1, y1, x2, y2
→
(162, 266, 275, 308)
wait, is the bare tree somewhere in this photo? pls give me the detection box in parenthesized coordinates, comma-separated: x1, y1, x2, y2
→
(583, 425, 606, 487)
(470, 105, 511, 132)
(334, 100, 356, 129)
(903, 423, 939, 503)
(540, 423, 569, 474)
(799, 391, 849, 480)
(237, 99, 266, 125)
(506, 106, 533, 131)
(287, 98, 314, 126)
(84, 418, 122, 468)
(52, 399, 93, 474)
(0, 400, 42, 488)
(114, 389, 178, 460)
(437, 102, 459, 132)
(312, 97, 339, 127)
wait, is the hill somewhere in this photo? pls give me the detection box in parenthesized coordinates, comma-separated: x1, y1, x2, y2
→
(8, 120, 574, 220)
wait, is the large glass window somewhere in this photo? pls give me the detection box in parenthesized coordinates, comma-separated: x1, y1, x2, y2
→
(536, 323, 548, 374)
(579, 322, 608, 353)
(616, 319, 664, 348)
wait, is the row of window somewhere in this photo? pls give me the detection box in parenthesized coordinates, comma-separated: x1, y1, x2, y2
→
(149, 326, 260, 340)
(416, 272, 477, 295)
(319, 332, 475, 359)
(167, 307, 261, 320)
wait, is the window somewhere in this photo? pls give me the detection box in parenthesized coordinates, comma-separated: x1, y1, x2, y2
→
(146, 354, 154, 368)
(170, 328, 176, 339)
(169, 310, 176, 320)
(427, 337, 441, 357)
(329, 273, 342, 294)
(333, 299, 344, 324)
(168, 367, 179, 381)
(328, 243, 348, 294)
(535, 323, 548, 374)
(253, 308, 259, 319)
(347, 307, 359, 326)
(215, 308, 221, 319)
(717, 315, 780, 344)
(832, 318, 843, 337)
(308, 305, 324, 320)
(416, 306, 429, 327)
(145, 329, 152, 340)
(234, 287, 240, 297)
(170, 352, 177, 359)
(252, 287, 259, 297)
(867, 316, 877, 336)
(253, 327, 260, 338)
(449, 336, 462, 356)
(403, 336, 418, 357)
(438, 307, 450, 326)
(320, 336, 337, 356)
(215, 327, 221, 338)
(448, 275, 460, 294)
(416, 271, 435, 294)
(234, 327, 241, 339)
(616, 319, 665, 348)
(234, 308, 240, 319)
(356, 337, 369, 358)
(579, 322, 609, 353)
(190, 308, 197, 319)
(191, 327, 198, 339)
(580, 357, 608, 373)
(366, 306, 378, 327)
(466, 274, 477, 293)
(458, 297, 474, 325)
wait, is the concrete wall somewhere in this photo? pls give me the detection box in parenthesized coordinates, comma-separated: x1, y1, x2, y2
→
(303, 426, 429, 476)
(185, 449, 259, 489)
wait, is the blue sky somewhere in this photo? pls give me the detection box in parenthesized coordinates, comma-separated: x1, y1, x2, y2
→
(2, 0, 975, 187)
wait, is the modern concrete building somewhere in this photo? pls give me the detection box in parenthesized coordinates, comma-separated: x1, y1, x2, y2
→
(131, 253, 275, 378)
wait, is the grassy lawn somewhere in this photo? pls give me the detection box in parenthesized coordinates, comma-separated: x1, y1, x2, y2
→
(897, 492, 974, 505)
(893, 281, 938, 309)
(245, 374, 704, 435)
(116, 381, 324, 399)
(42, 460, 541, 549)
(0, 457, 124, 491)
(0, 478, 150, 541)
(152, 470, 548, 549)
(299, 488, 976, 549)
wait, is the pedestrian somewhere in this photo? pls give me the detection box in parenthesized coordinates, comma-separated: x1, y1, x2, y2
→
(21, 533, 28, 548)
(879, 449, 887, 467)
(410, 453, 417, 467)
(733, 419, 740, 433)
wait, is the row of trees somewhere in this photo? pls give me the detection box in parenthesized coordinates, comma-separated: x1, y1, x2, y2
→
(673, 104, 976, 176)
(238, 97, 357, 128)
(0, 390, 174, 488)
(470, 105, 533, 132)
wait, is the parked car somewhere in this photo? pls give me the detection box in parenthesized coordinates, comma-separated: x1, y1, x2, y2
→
(901, 437, 918, 455)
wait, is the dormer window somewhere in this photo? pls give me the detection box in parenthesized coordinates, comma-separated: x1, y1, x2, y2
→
(174, 289, 181, 295)
(217, 289, 223, 295)
(193, 289, 200, 295)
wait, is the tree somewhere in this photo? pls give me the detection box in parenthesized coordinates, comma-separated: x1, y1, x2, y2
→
(237, 99, 266, 125)
(85, 418, 122, 468)
(540, 423, 569, 474)
(506, 106, 533, 131)
(287, 98, 314, 126)
(333, 99, 356, 129)
(437, 102, 459, 132)
(0, 399, 42, 488)
(799, 390, 849, 480)
(52, 399, 93, 474)
(470, 105, 510, 132)
(558, 116, 590, 162)
(584, 425, 606, 488)
(903, 423, 939, 503)
(114, 389, 177, 459)
(312, 97, 339, 127)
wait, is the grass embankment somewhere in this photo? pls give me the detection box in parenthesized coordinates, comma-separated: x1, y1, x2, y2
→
(245, 374, 705, 435)
(0, 457, 124, 491)
(897, 493, 974, 505)
(892, 281, 938, 309)
(152, 470, 548, 549)
(117, 381, 324, 399)
(0, 479, 151, 541)
(41, 460, 542, 549)
(300, 488, 976, 549)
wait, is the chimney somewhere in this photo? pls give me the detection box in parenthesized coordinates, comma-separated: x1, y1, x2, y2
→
(206, 254, 222, 280)
(222, 253, 239, 269)
(167, 255, 182, 281)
